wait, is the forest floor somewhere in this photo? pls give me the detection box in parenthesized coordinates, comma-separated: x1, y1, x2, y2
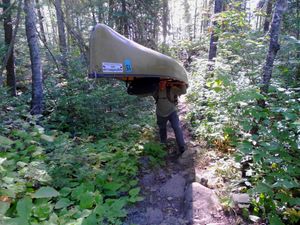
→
(124, 97, 243, 225)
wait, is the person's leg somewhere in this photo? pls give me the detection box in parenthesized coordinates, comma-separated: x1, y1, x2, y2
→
(157, 114, 168, 144)
(169, 111, 185, 152)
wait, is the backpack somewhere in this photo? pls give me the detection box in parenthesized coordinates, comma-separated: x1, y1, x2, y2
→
(154, 85, 178, 105)
(127, 77, 160, 95)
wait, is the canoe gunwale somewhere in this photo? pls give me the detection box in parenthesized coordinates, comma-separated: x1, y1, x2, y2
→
(88, 73, 187, 84)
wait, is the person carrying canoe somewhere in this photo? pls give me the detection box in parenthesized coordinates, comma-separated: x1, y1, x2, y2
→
(153, 80, 187, 154)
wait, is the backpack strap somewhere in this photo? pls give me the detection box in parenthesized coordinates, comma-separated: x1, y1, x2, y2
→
(154, 85, 178, 105)
(166, 86, 178, 105)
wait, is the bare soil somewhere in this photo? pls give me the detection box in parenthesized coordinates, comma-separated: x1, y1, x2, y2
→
(124, 97, 240, 225)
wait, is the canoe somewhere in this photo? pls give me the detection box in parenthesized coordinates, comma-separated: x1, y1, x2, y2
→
(88, 24, 188, 85)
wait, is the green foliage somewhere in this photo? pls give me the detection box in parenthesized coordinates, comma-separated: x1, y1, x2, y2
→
(32, 187, 60, 199)
(46, 73, 154, 139)
(143, 142, 167, 167)
(186, 5, 300, 224)
(0, 70, 158, 224)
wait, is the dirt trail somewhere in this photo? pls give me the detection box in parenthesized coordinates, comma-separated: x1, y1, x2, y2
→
(124, 97, 236, 225)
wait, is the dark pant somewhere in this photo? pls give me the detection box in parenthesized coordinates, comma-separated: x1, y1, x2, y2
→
(157, 111, 185, 149)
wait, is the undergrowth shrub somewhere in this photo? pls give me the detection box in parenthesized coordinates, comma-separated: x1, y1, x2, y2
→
(185, 15, 300, 224)
(0, 59, 163, 224)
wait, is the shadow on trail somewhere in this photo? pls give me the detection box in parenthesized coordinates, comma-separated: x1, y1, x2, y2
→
(124, 97, 232, 225)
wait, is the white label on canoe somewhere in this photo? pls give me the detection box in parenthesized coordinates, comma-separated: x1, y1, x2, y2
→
(102, 62, 123, 73)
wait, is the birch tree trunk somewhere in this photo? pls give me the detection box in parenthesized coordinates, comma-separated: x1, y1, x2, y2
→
(24, 0, 43, 115)
(261, 0, 287, 93)
(208, 0, 222, 62)
(54, 0, 68, 77)
(3, 0, 16, 96)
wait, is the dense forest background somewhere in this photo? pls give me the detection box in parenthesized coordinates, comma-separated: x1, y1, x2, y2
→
(0, 0, 299, 224)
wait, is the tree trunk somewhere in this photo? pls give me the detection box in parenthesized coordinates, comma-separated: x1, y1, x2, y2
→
(54, 0, 68, 77)
(47, 0, 57, 45)
(263, 0, 273, 33)
(108, 0, 114, 27)
(64, 20, 88, 62)
(162, 0, 169, 46)
(35, 0, 47, 44)
(24, 0, 43, 115)
(183, 0, 192, 40)
(193, 0, 198, 39)
(89, 0, 97, 25)
(261, 0, 287, 93)
(97, 0, 104, 23)
(121, 0, 129, 37)
(208, 0, 222, 62)
(297, 0, 300, 40)
(3, 0, 16, 96)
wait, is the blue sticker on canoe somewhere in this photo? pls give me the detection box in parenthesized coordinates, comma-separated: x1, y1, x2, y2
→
(124, 59, 132, 73)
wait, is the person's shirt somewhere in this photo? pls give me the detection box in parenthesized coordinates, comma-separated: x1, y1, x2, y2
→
(154, 85, 186, 117)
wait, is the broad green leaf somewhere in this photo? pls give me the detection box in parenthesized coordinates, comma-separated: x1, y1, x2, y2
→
(103, 182, 122, 193)
(129, 179, 138, 187)
(94, 204, 105, 216)
(48, 213, 59, 224)
(283, 112, 298, 121)
(32, 199, 53, 220)
(254, 182, 273, 194)
(292, 120, 300, 126)
(94, 192, 103, 204)
(82, 213, 98, 225)
(129, 196, 144, 203)
(0, 201, 10, 216)
(268, 214, 284, 225)
(71, 183, 94, 201)
(71, 185, 88, 201)
(54, 198, 72, 209)
(59, 187, 72, 197)
(98, 152, 114, 161)
(289, 197, 300, 206)
(40, 134, 55, 142)
(33, 186, 60, 198)
(272, 179, 300, 189)
(110, 198, 127, 211)
(239, 141, 253, 154)
(129, 187, 140, 197)
(16, 197, 32, 219)
(79, 192, 94, 209)
(0, 188, 17, 198)
(275, 192, 291, 203)
(1, 217, 27, 225)
(33, 203, 52, 220)
(0, 135, 14, 146)
(108, 201, 127, 219)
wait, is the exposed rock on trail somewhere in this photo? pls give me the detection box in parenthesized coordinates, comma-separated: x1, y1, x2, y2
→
(124, 97, 235, 225)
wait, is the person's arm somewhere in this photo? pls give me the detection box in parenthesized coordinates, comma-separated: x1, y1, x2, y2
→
(171, 83, 187, 96)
